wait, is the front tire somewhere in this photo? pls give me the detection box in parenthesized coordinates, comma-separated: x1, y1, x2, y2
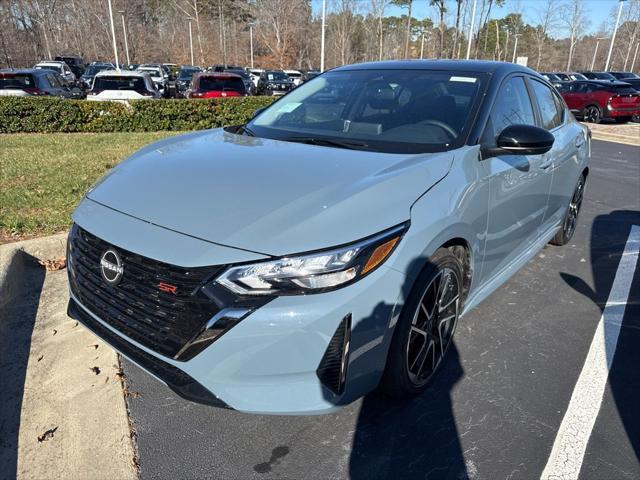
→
(379, 248, 463, 399)
(551, 174, 585, 246)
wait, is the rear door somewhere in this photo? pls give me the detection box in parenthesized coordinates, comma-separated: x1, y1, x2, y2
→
(479, 75, 553, 283)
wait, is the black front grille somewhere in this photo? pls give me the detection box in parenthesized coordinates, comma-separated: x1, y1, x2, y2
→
(67, 224, 225, 358)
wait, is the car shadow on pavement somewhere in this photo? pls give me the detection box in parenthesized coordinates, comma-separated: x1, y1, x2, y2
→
(0, 253, 46, 478)
(346, 257, 469, 480)
(560, 209, 640, 467)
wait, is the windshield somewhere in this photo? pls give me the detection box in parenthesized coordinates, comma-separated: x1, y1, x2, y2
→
(94, 76, 148, 92)
(178, 68, 199, 80)
(84, 65, 111, 76)
(35, 64, 62, 73)
(569, 73, 587, 80)
(265, 71, 288, 81)
(594, 72, 616, 80)
(250, 69, 486, 154)
(611, 84, 637, 94)
(0, 73, 35, 89)
(138, 68, 161, 77)
(197, 76, 245, 92)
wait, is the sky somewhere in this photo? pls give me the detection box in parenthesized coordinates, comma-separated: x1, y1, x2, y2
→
(310, 0, 626, 36)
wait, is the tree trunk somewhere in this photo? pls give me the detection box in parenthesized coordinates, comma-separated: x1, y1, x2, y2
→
(404, 1, 412, 58)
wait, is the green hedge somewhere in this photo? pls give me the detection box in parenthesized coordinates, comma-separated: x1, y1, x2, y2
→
(0, 96, 276, 133)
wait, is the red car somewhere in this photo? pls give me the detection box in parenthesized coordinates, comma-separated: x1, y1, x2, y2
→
(187, 72, 247, 98)
(560, 80, 640, 123)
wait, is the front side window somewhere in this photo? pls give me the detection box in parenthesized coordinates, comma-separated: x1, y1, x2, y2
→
(483, 76, 536, 143)
(530, 79, 562, 130)
(250, 69, 487, 154)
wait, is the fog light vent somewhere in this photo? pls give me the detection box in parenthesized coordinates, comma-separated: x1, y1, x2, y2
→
(316, 314, 352, 395)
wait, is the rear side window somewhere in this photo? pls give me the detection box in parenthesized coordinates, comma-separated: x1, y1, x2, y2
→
(484, 76, 536, 141)
(530, 79, 562, 130)
(0, 73, 35, 89)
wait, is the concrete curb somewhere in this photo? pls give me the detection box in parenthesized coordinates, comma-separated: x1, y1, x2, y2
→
(590, 131, 640, 147)
(0, 232, 138, 480)
(0, 233, 67, 309)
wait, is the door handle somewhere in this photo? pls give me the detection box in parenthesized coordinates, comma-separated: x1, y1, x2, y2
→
(540, 157, 553, 170)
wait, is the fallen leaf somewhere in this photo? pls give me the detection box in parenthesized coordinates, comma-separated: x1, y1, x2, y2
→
(90, 366, 101, 375)
(37, 258, 66, 271)
(52, 329, 57, 336)
(37, 427, 58, 442)
(37, 355, 44, 362)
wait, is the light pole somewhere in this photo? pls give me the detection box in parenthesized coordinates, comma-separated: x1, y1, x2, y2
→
(591, 37, 606, 71)
(107, 0, 120, 70)
(605, 0, 627, 71)
(248, 22, 255, 69)
(118, 11, 130, 67)
(512, 33, 521, 63)
(320, 0, 326, 72)
(188, 18, 194, 65)
(466, 0, 477, 60)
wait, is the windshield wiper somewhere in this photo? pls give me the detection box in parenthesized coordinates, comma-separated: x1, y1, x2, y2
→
(281, 136, 369, 150)
(239, 124, 256, 137)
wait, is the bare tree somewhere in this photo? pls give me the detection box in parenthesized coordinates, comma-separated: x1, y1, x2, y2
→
(430, 0, 447, 58)
(173, 0, 205, 65)
(562, 0, 587, 70)
(371, 0, 389, 60)
(450, 0, 463, 58)
(533, 0, 559, 70)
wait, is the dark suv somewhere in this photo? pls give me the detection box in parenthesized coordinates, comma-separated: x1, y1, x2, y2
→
(55, 55, 85, 79)
(560, 80, 640, 123)
(175, 66, 201, 98)
(0, 69, 83, 98)
(257, 70, 294, 96)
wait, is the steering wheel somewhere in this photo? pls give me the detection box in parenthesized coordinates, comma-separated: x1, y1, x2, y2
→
(418, 119, 458, 140)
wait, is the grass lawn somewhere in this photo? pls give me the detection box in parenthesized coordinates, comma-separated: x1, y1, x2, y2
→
(0, 132, 179, 243)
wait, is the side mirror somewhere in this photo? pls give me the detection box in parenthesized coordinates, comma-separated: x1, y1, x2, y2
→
(483, 124, 555, 157)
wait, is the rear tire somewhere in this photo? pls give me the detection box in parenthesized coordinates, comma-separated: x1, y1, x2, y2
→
(551, 174, 585, 246)
(379, 248, 464, 399)
(583, 105, 602, 124)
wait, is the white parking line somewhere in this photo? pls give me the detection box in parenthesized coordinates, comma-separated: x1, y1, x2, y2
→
(541, 225, 640, 480)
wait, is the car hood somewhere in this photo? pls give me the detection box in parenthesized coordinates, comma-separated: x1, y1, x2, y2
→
(86, 129, 454, 256)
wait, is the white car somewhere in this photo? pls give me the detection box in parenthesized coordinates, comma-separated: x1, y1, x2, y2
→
(137, 66, 167, 95)
(86, 70, 160, 102)
(33, 61, 76, 84)
(284, 69, 303, 86)
(248, 68, 264, 88)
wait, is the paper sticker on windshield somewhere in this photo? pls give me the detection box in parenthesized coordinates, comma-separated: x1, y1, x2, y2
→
(449, 76, 477, 83)
(277, 102, 301, 113)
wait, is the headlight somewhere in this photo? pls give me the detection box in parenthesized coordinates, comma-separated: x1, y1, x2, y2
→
(216, 224, 406, 295)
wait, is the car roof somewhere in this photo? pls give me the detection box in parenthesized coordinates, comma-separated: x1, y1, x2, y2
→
(331, 59, 536, 77)
(95, 69, 147, 78)
(0, 68, 50, 77)
(577, 80, 631, 86)
(196, 72, 242, 78)
(35, 61, 65, 67)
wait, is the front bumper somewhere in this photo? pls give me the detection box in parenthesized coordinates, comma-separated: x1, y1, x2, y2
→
(69, 201, 405, 414)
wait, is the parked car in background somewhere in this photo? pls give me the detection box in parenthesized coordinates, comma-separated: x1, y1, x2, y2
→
(617, 77, 640, 122)
(55, 55, 85, 78)
(560, 80, 640, 123)
(80, 62, 115, 89)
(176, 66, 201, 98)
(33, 61, 77, 84)
(284, 69, 303, 86)
(257, 70, 294, 96)
(579, 71, 617, 81)
(301, 70, 321, 83)
(137, 65, 168, 96)
(87, 70, 160, 102)
(223, 68, 255, 95)
(540, 72, 569, 89)
(0, 68, 82, 98)
(553, 72, 587, 82)
(66, 60, 589, 414)
(607, 71, 639, 80)
(248, 68, 264, 88)
(188, 72, 247, 98)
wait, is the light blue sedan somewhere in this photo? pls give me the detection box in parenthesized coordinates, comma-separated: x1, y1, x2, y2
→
(67, 60, 590, 414)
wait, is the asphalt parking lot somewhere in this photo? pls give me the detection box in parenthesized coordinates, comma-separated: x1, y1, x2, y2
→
(121, 140, 640, 480)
